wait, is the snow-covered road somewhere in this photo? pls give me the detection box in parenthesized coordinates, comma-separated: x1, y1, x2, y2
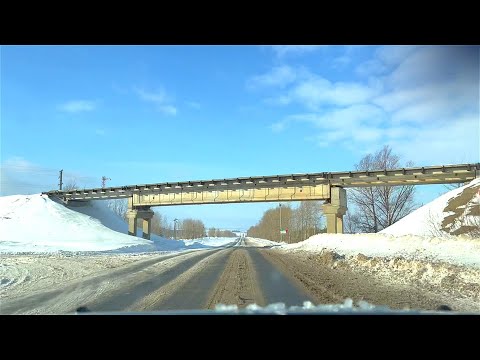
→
(2, 238, 479, 314)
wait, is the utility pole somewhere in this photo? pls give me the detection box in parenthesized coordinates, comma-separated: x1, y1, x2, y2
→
(174, 218, 179, 240)
(59, 169, 63, 190)
(279, 203, 282, 243)
(101, 176, 111, 189)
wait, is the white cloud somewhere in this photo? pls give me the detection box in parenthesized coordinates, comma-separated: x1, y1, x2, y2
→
(284, 104, 386, 148)
(355, 59, 387, 77)
(355, 46, 419, 78)
(251, 66, 380, 109)
(291, 104, 385, 130)
(373, 46, 479, 129)
(390, 114, 479, 165)
(134, 86, 177, 116)
(134, 87, 170, 103)
(271, 45, 325, 57)
(375, 45, 419, 66)
(252, 45, 478, 165)
(58, 100, 96, 113)
(247, 65, 297, 89)
(290, 77, 378, 109)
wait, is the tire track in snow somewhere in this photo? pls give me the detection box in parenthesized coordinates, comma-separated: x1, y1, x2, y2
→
(0, 249, 210, 314)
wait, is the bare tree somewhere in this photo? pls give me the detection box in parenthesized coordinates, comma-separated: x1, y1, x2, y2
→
(63, 178, 78, 191)
(107, 199, 128, 221)
(349, 145, 416, 233)
(208, 227, 216, 237)
(443, 183, 465, 191)
(344, 209, 360, 234)
(181, 218, 206, 239)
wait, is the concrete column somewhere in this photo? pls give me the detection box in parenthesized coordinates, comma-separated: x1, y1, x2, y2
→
(126, 210, 138, 236)
(325, 213, 338, 234)
(322, 186, 347, 234)
(336, 214, 344, 234)
(142, 218, 152, 240)
(136, 208, 154, 240)
(128, 196, 134, 209)
(126, 202, 154, 238)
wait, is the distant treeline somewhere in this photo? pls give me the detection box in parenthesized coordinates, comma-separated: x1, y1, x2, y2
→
(247, 201, 326, 243)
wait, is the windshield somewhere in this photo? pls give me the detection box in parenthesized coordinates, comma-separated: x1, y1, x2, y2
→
(1, 45, 479, 315)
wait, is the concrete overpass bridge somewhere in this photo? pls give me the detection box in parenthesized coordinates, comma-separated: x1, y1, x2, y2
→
(43, 163, 479, 239)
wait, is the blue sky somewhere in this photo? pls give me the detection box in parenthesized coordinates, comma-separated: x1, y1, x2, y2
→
(1, 45, 479, 230)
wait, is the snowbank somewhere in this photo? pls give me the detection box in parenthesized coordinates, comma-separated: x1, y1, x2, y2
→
(0, 194, 154, 253)
(0, 195, 239, 254)
(183, 237, 237, 248)
(67, 200, 188, 252)
(380, 178, 480, 236)
(246, 237, 285, 247)
(278, 233, 480, 269)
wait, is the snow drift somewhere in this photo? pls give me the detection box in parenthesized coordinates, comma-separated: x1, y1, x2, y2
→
(0, 194, 154, 252)
(0, 194, 237, 253)
(380, 178, 480, 237)
(277, 233, 480, 268)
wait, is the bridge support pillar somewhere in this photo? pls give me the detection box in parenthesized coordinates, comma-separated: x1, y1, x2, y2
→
(126, 204, 154, 239)
(322, 187, 347, 234)
(126, 210, 138, 236)
(142, 214, 154, 240)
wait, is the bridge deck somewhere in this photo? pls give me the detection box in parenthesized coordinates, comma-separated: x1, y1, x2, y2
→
(43, 163, 479, 203)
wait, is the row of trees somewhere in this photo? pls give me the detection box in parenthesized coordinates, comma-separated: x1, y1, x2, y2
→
(180, 218, 206, 239)
(247, 201, 326, 243)
(207, 228, 237, 237)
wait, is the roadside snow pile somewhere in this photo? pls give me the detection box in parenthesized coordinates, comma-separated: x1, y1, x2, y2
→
(380, 178, 480, 237)
(0, 195, 236, 254)
(278, 233, 480, 269)
(71, 200, 235, 251)
(246, 237, 285, 247)
(68, 200, 188, 252)
(67, 200, 130, 234)
(0, 194, 156, 253)
(183, 237, 237, 248)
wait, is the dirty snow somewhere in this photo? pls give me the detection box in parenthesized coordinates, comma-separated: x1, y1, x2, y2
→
(380, 178, 480, 236)
(246, 237, 285, 247)
(278, 233, 480, 269)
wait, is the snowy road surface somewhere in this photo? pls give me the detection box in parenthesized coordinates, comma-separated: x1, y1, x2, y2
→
(2, 238, 478, 314)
